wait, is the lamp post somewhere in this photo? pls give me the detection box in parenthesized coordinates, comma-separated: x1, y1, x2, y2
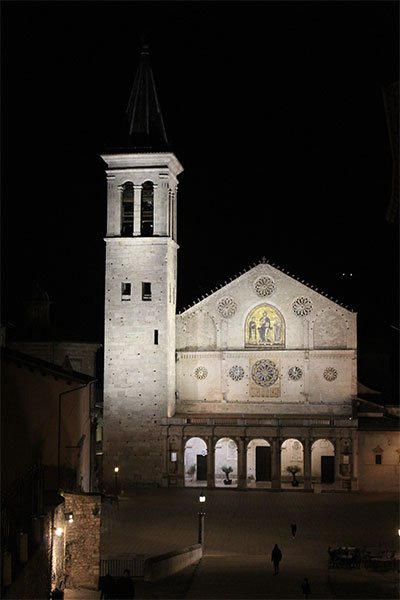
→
(198, 492, 206, 546)
(114, 467, 119, 496)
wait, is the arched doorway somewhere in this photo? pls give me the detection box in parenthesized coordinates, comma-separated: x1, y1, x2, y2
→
(312, 439, 335, 486)
(215, 438, 238, 488)
(247, 439, 271, 488)
(184, 437, 207, 487)
(281, 439, 304, 488)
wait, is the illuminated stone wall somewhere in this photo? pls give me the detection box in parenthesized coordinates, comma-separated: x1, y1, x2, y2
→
(357, 430, 400, 491)
(102, 152, 182, 488)
(176, 263, 356, 415)
(62, 493, 101, 590)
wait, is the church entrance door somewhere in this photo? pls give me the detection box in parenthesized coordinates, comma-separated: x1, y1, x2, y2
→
(321, 456, 335, 483)
(256, 446, 271, 481)
(196, 455, 207, 481)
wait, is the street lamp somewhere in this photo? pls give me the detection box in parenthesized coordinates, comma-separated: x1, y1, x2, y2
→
(114, 467, 119, 496)
(198, 492, 206, 546)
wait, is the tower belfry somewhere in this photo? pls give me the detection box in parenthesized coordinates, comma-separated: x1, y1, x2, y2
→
(102, 45, 183, 488)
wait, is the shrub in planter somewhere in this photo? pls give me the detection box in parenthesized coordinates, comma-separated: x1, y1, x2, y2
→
(222, 465, 233, 484)
(286, 465, 301, 486)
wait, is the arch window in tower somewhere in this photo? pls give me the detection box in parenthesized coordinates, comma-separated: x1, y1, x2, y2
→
(121, 182, 134, 236)
(141, 181, 154, 236)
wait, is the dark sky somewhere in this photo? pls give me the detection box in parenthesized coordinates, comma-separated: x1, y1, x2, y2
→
(1, 1, 399, 392)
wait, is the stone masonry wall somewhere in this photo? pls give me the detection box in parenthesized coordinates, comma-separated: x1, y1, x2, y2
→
(63, 493, 101, 590)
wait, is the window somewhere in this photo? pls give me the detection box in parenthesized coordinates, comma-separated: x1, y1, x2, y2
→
(121, 282, 131, 301)
(142, 282, 152, 301)
(375, 454, 382, 465)
(141, 181, 154, 236)
(154, 329, 158, 344)
(121, 183, 134, 236)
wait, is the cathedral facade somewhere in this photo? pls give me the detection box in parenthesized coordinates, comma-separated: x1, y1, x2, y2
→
(101, 47, 398, 493)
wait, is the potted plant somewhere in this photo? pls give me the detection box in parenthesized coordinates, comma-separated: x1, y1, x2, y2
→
(222, 465, 233, 485)
(286, 465, 300, 487)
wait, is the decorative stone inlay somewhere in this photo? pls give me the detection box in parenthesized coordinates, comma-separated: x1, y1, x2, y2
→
(217, 297, 237, 318)
(323, 367, 338, 381)
(194, 366, 208, 380)
(288, 366, 303, 381)
(229, 365, 245, 381)
(254, 276, 275, 297)
(292, 296, 313, 317)
(251, 359, 279, 387)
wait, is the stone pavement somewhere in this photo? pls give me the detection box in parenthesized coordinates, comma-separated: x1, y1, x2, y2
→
(66, 489, 399, 599)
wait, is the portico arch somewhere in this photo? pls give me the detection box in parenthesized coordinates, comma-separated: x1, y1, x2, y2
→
(247, 439, 271, 488)
(281, 438, 304, 488)
(312, 439, 335, 484)
(215, 437, 238, 488)
(184, 437, 207, 487)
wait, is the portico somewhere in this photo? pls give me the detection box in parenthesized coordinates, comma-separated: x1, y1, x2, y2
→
(163, 414, 358, 491)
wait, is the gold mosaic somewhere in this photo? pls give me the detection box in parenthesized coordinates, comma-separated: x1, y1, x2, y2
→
(245, 304, 285, 347)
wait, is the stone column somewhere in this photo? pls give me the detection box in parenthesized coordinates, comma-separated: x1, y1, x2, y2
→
(334, 438, 341, 485)
(173, 186, 178, 242)
(133, 184, 142, 236)
(303, 437, 312, 490)
(162, 432, 170, 487)
(271, 438, 281, 490)
(351, 431, 359, 490)
(207, 437, 215, 488)
(152, 183, 161, 235)
(237, 437, 247, 489)
(179, 436, 187, 487)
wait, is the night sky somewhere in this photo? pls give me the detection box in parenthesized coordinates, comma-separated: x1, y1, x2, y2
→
(1, 2, 399, 395)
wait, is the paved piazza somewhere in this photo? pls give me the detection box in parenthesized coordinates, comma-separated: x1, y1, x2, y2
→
(97, 489, 399, 599)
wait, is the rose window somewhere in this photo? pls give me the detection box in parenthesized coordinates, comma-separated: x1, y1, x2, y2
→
(288, 366, 303, 381)
(217, 297, 237, 318)
(251, 359, 279, 387)
(254, 276, 275, 297)
(292, 296, 313, 317)
(229, 365, 245, 381)
(194, 366, 208, 380)
(323, 367, 338, 382)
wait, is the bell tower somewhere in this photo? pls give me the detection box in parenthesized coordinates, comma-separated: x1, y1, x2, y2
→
(102, 45, 183, 488)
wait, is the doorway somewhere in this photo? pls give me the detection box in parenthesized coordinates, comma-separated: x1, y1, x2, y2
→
(196, 455, 207, 481)
(256, 446, 271, 481)
(321, 456, 335, 483)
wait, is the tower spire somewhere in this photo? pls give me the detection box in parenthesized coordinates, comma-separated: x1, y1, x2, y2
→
(125, 44, 169, 151)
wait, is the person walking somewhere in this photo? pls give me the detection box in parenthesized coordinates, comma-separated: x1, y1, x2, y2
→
(301, 577, 311, 598)
(271, 543, 283, 575)
(290, 521, 297, 538)
(99, 573, 116, 599)
(116, 569, 135, 599)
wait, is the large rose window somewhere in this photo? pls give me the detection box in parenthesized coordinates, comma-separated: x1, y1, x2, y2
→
(251, 359, 279, 387)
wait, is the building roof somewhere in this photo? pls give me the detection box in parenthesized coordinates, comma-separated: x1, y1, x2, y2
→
(2, 348, 95, 384)
(178, 258, 355, 315)
(123, 44, 169, 152)
(358, 415, 400, 431)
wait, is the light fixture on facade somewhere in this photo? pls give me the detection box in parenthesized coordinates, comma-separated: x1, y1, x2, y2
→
(114, 466, 119, 473)
(54, 527, 63, 537)
(65, 512, 74, 523)
(199, 492, 206, 504)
